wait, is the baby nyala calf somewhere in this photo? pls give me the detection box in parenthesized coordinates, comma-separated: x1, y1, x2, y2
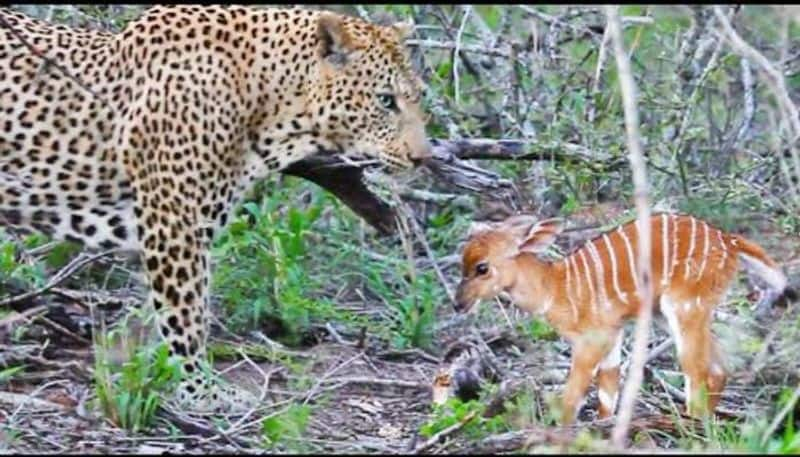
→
(454, 213, 789, 424)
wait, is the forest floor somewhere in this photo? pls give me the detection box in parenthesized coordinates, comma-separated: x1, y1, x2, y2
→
(2, 214, 798, 454)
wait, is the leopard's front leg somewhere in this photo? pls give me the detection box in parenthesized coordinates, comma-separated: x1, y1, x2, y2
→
(126, 160, 255, 413)
(137, 201, 256, 411)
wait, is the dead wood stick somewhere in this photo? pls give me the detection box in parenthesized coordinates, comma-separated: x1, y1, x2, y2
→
(7, 379, 70, 424)
(35, 314, 90, 345)
(281, 156, 399, 236)
(157, 408, 253, 447)
(430, 138, 626, 169)
(606, 5, 654, 449)
(0, 304, 48, 328)
(0, 249, 119, 307)
(375, 348, 440, 364)
(413, 410, 479, 454)
(324, 376, 427, 389)
(396, 192, 457, 306)
(399, 188, 474, 210)
(0, 391, 66, 412)
(714, 7, 800, 138)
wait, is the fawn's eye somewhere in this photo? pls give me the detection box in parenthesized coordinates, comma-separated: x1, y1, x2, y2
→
(376, 93, 397, 111)
(475, 262, 489, 276)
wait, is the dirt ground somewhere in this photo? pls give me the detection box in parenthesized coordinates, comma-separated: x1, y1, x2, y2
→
(1, 228, 799, 454)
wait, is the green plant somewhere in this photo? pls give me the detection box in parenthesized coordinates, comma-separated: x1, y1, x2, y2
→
(262, 403, 313, 451)
(212, 181, 326, 343)
(421, 396, 507, 441)
(0, 232, 47, 290)
(520, 317, 558, 341)
(743, 388, 800, 454)
(365, 267, 438, 350)
(93, 335, 182, 433)
(0, 365, 24, 384)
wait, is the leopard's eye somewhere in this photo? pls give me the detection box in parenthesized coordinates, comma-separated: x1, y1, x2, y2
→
(376, 93, 397, 111)
(475, 262, 489, 276)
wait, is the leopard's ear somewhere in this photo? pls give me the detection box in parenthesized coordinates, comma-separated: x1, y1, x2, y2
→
(317, 12, 357, 67)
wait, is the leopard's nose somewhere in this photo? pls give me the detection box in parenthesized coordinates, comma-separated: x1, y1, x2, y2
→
(409, 137, 433, 166)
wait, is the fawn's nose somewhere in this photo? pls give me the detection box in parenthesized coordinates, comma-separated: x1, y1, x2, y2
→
(453, 281, 470, 313)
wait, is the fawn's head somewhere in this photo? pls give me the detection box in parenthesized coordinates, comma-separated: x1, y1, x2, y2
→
(454, 215, 564, 313)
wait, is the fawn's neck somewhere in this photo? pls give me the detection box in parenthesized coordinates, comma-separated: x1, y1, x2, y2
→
(506, 254, 560, 316)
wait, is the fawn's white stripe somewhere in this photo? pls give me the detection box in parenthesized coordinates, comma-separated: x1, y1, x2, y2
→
(696, 221, 710, 280)
(684, 217, 697, 279)
(569, 255, 582, 302)
(669, 214, 679, 281)
(565, 256, 578, 321)
(587, 241, 609, 308)
(618, 225, 640, 292)
(661, 214, 669, 286)
(717, 229, 728, 268)
(578, 248, 597, 312)
(603, 233, 626, 303)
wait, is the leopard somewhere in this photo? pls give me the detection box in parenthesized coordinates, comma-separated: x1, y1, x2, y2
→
(0, 4, 431, 412)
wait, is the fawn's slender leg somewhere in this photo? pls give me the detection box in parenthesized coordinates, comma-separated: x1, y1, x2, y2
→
(561, 332, 616, 424)
(705, 330, 727, 412)
(662, 294, 720, 417)
(596, 330, 623, 419)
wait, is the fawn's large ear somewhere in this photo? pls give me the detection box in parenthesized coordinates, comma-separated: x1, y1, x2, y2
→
(392, 20, 414, 40)
(518, 218, 565, 253)
(466, 220, 494, 239)
(501, 214, 538, 243)
(317, 13, 357, 67)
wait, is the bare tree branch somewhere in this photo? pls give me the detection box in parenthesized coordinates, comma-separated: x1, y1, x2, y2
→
(713, 7, 800, 138)
(605, 5, 654, 449)
(713, 6, 800, 208)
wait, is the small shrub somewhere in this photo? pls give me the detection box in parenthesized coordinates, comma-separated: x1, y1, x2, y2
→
(0, 231, 47, 290)
(93, 338, 182, 433)
(365, 268, 438, 350)
(262, 403, 313, 451)
(212, 182, 324, 342)
(421, 396, 506, 441)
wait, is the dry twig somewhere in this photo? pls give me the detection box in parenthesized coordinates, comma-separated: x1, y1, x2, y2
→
(0, 249, 120, 308)
(605, 5, 654, 449)
(413, 410, 479, 454)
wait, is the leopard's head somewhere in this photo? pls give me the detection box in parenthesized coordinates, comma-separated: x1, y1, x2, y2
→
(308, 12, 431, 172)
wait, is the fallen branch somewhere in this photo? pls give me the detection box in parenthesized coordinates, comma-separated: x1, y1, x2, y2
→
(324, 376, 427, 389)
(0, 390, 66, 412)
(413, 410, 479, 454)
(282, 156, 399, 236)
(0, 249, 119, 308)
(452, 414, 702, 453)
(430, 138, 626, 170)
(424, 143, 516, 195)
(399, 188, 474, 210)
(285, 138, 524, 236)
(375, 348, 440, 364)
(713, 7, 800, 138)
(157, 408, 254, 448)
